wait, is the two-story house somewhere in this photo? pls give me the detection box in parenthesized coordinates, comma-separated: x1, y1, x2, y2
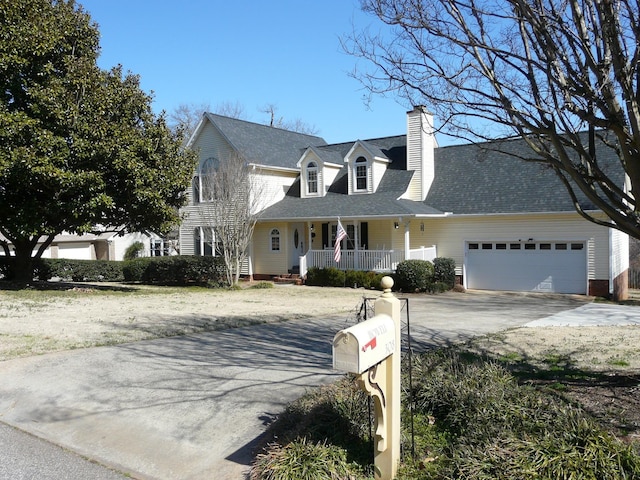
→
(180, 108, 629, 299)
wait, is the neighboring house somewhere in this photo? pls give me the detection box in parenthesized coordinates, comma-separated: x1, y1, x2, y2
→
(180, 109, 629, 299)
(0, 230, 170, 261)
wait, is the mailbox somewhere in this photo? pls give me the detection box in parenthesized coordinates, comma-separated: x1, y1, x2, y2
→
(333, 314, 396, 374)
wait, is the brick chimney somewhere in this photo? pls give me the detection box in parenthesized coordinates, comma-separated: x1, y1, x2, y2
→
(404, 106, 435, 201)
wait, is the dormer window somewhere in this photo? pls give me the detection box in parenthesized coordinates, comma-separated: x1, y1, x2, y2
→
(355, 156, 368, 191)
(307, 162, 318, 194)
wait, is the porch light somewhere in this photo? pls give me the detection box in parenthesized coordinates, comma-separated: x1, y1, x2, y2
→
(394, 222, 399, 229)
(310, 224, 314, 232)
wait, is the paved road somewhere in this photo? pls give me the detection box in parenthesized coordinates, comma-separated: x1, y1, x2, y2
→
(0, 290, 612, 479)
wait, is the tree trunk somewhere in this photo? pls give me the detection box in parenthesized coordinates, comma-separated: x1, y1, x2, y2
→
(11, 242, 35, 288)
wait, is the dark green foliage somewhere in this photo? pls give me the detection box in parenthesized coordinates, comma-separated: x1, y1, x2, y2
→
(45, 259, 124, 282)
(305, 267, 345, 287)
(0, 0, 197, 286)
(0, 257, 123, 282)
(400, 350, 640, 479)
(306, 267, 384, 289)
(122, 256, 225, 286)
(345, 270, 385, 289)
(251, 438, 364, 480)
(394, 259, 434, 292)
(433, 257, 456, 289)
(254, 349, 640, 479)
(253, 377, 373, 478)
(123, 241, 145, 260)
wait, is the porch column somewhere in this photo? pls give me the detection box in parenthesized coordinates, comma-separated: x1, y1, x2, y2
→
(404, 222, 410, 260)
(354, 220, 360, 270)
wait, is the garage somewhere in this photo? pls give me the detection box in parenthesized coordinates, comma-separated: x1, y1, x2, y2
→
(465, 241, 587, 294)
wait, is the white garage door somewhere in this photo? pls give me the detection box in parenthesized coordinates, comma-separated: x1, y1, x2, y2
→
(465, 241, 587, 294)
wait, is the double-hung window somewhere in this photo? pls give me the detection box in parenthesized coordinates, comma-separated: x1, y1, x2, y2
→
(355, 156, 367, 191)
(307, 162, 318, 194)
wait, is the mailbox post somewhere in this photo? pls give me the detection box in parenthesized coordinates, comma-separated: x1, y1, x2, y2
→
(332, 276, 401, 480)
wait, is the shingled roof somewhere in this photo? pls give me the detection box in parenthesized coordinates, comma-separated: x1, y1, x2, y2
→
(250, 121, 623, 220)
(257, 135, 439, 220)
(204, 113, 327, 169)
(426, 135, 623, 214)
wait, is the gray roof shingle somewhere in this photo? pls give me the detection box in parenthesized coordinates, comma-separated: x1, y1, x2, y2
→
(426, 135, 623, 214)
(223, 115, 622, 220)
(205, 113, 327, 169)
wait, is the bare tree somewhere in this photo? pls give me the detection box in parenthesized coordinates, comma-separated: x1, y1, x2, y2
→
(168, 101, 211, 139)
(214, 100, 247, 120)
(198, 155, 267, 286)
(346, 0, 640, 239)
(260, 103, 320, 135)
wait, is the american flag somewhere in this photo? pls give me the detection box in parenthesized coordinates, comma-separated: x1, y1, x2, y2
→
(334, 219, 347, 262)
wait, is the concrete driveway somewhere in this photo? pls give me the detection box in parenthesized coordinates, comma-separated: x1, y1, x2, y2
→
(0, 290, 600, 479)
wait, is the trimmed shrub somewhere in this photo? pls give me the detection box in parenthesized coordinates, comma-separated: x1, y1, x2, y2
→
(123, 256, 225, 286)
(305, 268, 385, 289)
(395, 259, 434, 292)
(1, 257, 124, 282)
(305, 267, 345, 287)
(43, 259, 124, 282)
(433, 257, 456, 289)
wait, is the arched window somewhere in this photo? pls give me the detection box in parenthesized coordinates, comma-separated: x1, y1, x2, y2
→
(199, 157, 218, 202)
(306, 162, 318, 194)
(192, 176, 201, 204)
(355, 156, 368, 191)
(270, 228, 281, 251)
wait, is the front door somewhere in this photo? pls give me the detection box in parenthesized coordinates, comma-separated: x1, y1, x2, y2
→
(290, 223, 304, 273)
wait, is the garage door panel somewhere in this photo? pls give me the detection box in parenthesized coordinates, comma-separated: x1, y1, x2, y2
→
(466, 243, 587, 294)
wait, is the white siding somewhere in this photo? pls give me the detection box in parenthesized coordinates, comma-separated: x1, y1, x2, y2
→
(250, 169, 297, 213)
(419, 213, 611, 280)
(404, 108, 435, 201)
(324, 164, 342, 192)
(610, 228, 629, 281)
(179, 117, 298, 258)
(405, 113, 422, 201)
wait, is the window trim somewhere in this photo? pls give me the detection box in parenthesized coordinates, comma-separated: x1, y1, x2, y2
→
(270, 228, 281, 252)
(354, 156, 368, 192)
(306, 161, 318, 195)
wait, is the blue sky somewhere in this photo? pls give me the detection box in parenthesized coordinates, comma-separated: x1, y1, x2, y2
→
(78, 0, 413, 144)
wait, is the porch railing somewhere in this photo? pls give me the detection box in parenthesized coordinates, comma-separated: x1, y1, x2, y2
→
(408, 245, 437, 262)
(299, 245, 437, 277)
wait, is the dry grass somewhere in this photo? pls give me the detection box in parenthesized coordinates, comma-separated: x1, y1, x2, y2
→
(0, 283, 369, 361)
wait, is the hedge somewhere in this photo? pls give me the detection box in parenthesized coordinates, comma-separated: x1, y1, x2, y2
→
(122, 256, 226, 286)
(0, 257, 124, 282)
(394, 257, 456, 293)
(0, 255, 227, 287)
(305, 267, 385, 289)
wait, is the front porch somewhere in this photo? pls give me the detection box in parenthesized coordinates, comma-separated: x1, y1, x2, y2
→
(299, 245, 437, 277)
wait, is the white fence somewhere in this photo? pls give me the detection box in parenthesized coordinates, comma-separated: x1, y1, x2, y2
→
(300, 245, 437, 277)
